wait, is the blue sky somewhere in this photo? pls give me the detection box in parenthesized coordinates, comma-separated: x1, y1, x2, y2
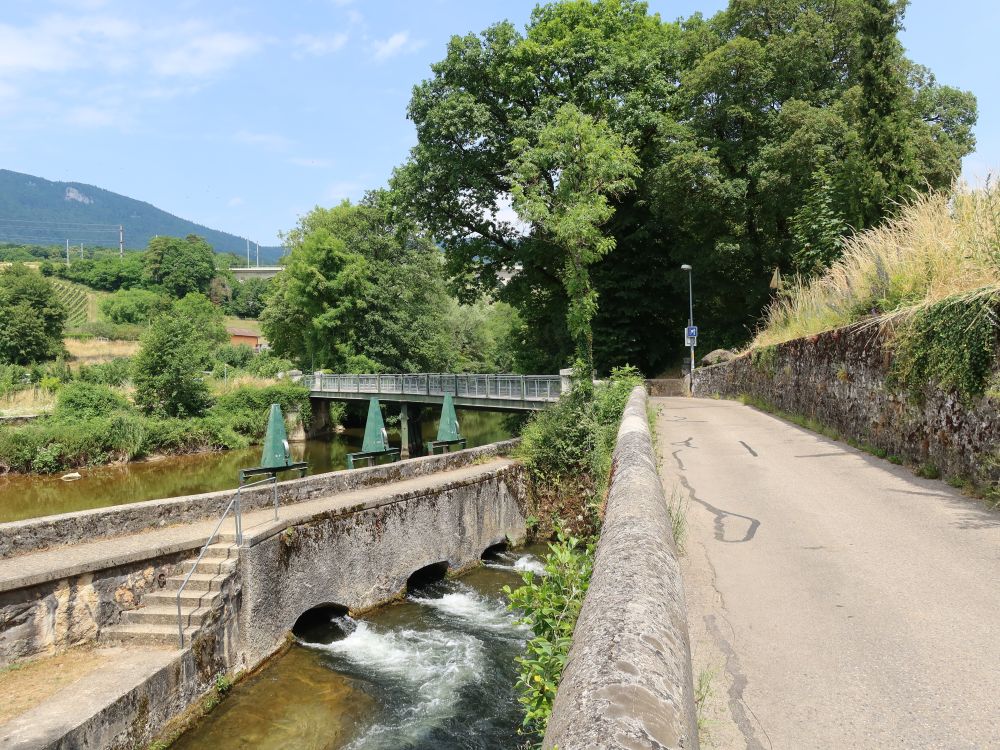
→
(1, 0, 996, 246)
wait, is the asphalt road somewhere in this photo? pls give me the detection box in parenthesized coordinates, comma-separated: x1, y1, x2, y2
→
(653, 397, 1000, 750)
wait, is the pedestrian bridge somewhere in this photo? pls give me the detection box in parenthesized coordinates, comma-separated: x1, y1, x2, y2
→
(301, 372, 564, 411)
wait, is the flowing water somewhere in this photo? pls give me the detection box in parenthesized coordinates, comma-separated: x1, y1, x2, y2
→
(0, 409, 514, 522)
(171, 546, 549, 750)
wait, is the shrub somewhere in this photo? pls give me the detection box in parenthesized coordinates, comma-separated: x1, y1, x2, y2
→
(78, 358, 132, 387)
(132, 315, 211, 418)
(215, 344, 255, 369)
(245, 351, 294, 378)
(505, 530, 594, 742)
(100, 289, 169, 325)
(54, 382, 131, 420)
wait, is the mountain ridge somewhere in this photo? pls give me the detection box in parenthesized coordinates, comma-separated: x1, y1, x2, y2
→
(0, 169, 284, 263)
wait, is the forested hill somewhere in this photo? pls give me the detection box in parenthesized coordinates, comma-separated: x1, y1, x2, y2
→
(0, 169, 283, 262)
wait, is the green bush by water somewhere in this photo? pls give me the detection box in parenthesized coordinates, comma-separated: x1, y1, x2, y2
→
(0, 382, 312, 474)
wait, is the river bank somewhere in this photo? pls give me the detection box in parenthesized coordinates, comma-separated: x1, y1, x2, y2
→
(0, 409, 513, 522)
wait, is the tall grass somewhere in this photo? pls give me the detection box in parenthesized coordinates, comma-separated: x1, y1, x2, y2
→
(753, 183, 1000, 348)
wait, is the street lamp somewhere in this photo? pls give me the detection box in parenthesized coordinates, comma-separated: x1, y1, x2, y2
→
(681, 264, 695, 390)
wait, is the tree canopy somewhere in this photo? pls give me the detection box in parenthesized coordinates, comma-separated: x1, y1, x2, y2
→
(393, 0, 977, 373)
(0, 264, 67, 365)
(143, 234, 217, 298)
(262, 191, 455, 372)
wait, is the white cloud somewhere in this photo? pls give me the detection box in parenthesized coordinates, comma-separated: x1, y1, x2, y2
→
(289, 157, 335, 168)
(293, 32, 348, 58)
(228, 197, 245, 207)
(371, 31, 423, 62)
(67, 105, 117, 127)
(235, 130, 293, 151)
(154, 32, 260, 77)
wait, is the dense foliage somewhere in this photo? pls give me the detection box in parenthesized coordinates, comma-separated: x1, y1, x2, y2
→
(262, 191, 519, 373)
(144, 235, 217, 298)
(131, 314, 212, 418)
(0, 381, 310, 474)
(0, 265, 67, 365)
(99, 289, 169, 324)
(394, 0, 977, 372)
(505, 530, 594, 741)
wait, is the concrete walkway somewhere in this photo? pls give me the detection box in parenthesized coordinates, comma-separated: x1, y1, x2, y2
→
(0, 458, 515, 593)
(0, 648, 179, 750)
(653, 397, 1000, 750)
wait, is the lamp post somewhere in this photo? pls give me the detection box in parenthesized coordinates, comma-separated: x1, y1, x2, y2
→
(681, 264, 695, 392)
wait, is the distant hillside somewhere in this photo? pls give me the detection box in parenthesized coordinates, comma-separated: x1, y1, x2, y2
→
(0, 169, 284, 263)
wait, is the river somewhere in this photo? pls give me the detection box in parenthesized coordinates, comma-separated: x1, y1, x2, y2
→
(0, 409, 516, 522)
(170, 546, 548, 750)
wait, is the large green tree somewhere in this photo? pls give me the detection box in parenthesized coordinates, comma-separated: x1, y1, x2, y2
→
(0, 264, 67, 365)
(144, 235, 217, 298)
(510, 103, 639, 369)
(394, 0, 976, 372)
(261, 191, 454, 372)
(131, 315, 211, 417)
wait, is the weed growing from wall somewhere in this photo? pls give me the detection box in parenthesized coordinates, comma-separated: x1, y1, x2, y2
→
(504, 529, 594, 745)
(888, 291, 999, 402)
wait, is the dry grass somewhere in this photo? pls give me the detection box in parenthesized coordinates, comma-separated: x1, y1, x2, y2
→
(752, 183, 1000, 348)
(64, 338, 140, 363)
(0, 387, 56, 416)
(209, 374, 280, 395)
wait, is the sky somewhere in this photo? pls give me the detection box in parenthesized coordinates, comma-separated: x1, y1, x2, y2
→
(0, 0, 997, 247)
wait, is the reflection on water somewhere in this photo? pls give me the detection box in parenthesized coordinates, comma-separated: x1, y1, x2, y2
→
(0, 409, 514, 522)
(172, 546, 548, 750)
(170, 646, 376, 750)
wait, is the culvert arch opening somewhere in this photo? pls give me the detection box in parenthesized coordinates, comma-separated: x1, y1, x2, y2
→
(406, 561, 449, 592)
(481, 541, 509, 563)
(292, 602, 352, 644)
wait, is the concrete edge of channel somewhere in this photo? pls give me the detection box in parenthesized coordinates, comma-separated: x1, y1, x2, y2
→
(0, 438, 521, 560)
(542, 386, 699, 750)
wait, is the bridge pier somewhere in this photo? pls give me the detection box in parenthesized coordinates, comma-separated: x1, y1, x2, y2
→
(400, 403, 410, 459)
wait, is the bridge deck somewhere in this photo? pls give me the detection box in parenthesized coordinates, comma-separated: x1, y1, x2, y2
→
(302, 373, 562, 411)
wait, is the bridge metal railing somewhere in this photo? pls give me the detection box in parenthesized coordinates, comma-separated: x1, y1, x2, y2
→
(302, 373, 563, 403)
(175, 476, 278, 647)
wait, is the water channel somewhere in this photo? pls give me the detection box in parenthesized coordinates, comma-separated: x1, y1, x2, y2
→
(0, 409, 515, 522)
(171, 546, 548, 750)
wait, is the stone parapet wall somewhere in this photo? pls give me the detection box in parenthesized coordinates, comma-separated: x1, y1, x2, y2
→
(543, 387, 698, 750)
(692, 325, 1000, 484)
(0, 439, 519, 559)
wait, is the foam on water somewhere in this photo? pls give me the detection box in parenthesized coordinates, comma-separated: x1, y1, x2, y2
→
(302, 622, 486, 748)
(513, 554, 546, 576)
(410, 587, 528, 635)
(483, 552, 547, 577)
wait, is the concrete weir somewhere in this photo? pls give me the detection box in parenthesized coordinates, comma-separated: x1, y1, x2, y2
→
(0, 443, 527, 750)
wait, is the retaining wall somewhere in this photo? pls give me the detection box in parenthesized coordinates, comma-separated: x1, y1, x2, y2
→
(692, 325, 1000, 485)
(543, 387, 699, 750)
(0, 439, 519, 558)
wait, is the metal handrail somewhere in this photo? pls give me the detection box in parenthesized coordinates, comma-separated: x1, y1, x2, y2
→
(175, 476, 277, 647)
(302, 373, 563, 402)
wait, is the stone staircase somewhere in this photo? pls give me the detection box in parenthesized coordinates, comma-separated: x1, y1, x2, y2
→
(101, 543, 238, 649)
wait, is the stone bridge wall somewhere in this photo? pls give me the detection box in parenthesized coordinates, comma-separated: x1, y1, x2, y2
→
(543, 387, 699, 750)
(692, 325, 1000, 485)
(234, 463, 527, 667)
